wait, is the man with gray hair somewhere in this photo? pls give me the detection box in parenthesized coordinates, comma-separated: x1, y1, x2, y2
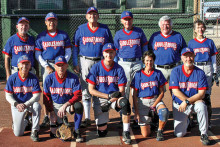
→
(148, 15, 187, 81)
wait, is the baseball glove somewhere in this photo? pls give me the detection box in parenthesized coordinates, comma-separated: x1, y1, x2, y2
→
(56, 124, 73, 141)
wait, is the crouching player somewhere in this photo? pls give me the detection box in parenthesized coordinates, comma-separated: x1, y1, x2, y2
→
(86, 43, 132, 144)
(131, 50, 169, 141)
(43, 55, 83, 142)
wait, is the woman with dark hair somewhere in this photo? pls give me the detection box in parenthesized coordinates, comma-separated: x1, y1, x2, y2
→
(131, 50, 169, 141)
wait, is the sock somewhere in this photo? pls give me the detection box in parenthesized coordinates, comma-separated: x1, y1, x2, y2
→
(123, 123, 130, 132)
(74, 113, 83, 130)
(83, 101, 91, 119)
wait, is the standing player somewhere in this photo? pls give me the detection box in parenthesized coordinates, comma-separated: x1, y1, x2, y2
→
(35, 12, 72, 127)
(87, 43, 131, 144)
(72, 7, 113, 127)
(4, 55, 42, 142)
(188, 20, 219, 129)
(148, 15, 187, 80)
(169, 47, 210, 145)
(2, 17, 35, 80)
(43, 56, 83, 142)
(131, 50, 169, 141)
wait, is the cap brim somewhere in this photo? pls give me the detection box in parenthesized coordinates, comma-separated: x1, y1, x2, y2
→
(18, 60, 30, 64)
(122, 16, 132, 19)
(182, 51, 194, 56)
(103, 49, 115, 52)
(18, 20, 29, 24)
(55, 62, 67, 65)
(87, 10, 98, 14)
(46, 17, 57, 21)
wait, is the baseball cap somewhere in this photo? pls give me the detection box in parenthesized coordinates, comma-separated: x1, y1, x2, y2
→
(17, 55, 31, 65)
(181, 47, 194, 56)
(17, 17, 29, 24)
(121, 11, 133, 19)
(45, 12, 57, 21)
(102, 43, 116, 52)
(55, 56, 67, 65)
(86, 7, 98, 14)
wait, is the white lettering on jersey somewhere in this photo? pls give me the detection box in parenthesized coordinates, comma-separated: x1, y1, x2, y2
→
(119, 39, 140, 48)
(154, 42, 177, 50)
(13, 86, 33, 94)
(82, 37, 105, 45)
(193, 47, 210, 55)
(42, 41, 65, 50)
(50, 87, 73, 96)
(14, 45, 34, 54)
(96, 76, 118, 85)
(141, 81, 158, 90)
(179, 82, 198, 91)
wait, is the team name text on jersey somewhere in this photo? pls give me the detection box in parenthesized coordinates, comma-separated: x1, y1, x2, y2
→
(14, 45, 34, 54)
(119, 39, 140, 48)
(42, 41, 65, 50)
(13, 86, 33, 94)
(96, 76, 118, 85)
(141, 81, 158, 90)
(179, 82, 198, 91)
(82, 37, 105, 45)
(50, 87, 73, 96)
(154, 42, 177, 50)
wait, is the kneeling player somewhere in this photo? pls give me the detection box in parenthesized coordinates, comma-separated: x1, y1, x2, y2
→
(43, 56, 83, 142)
(131, 50, 169, 141)
(87, 43, 131, 145)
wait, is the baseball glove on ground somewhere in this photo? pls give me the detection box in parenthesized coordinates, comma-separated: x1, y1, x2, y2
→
(56, 124, 73, 141)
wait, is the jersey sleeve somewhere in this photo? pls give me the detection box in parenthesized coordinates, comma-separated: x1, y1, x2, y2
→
(35, 35, 43, 51)
(140, 29, 149, 53)
(114, 32, 120, 50)
(180, 34, 187, 49)
(32, 77, 42, 94)
(148, 34, 154, 51)
(64, 33, 72, 48)
(43, 75, 51, 95)
(86, 65, 97, 85)
(158, 70, 168, 87)
(198, 70, 208, 90)
(210, 40, 218, 56)
(73, 28, 81, 47)
(118, 67, 127, 87)
(130, 72, 140, 91)
(169, 68, 180, 89)
(2, 38, 12, 56)
(4, 76, 14, 93)
(68, 76, 82, 104)
(106, 27, 113, 43)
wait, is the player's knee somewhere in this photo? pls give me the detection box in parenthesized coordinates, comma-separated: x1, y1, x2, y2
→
(175, 132, 186, 138)
(33, 102, 41, 111)
(158, 108, 169, 122)
(74, 102, 83, 114)
(119, 98, 131, 115)
(97, 123, 108, 137)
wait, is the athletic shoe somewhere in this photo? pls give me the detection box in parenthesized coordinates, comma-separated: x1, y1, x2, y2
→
(30, 130, 40, 142)
(122, 131, 131, 145)
(63, 116, 70, 126)
(156, 130, 164, 141)
(80, 119, 91, 128)
(74, 129, 83, 143)
(200, 134, 211, 145)
(50, 131, 57, 138)
(40, 116, 50, 128)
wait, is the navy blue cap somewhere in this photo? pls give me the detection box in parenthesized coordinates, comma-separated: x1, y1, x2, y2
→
(102, 43, 116, 52)
(17, 55, 30, 65)
(55, 56, 67, 65)
(121, 11, 133, 19)
(87, 7, 98, 14)
(45, 12, 57, 21)
(181, 47, 194, 56)
(17, 17, 29, 24)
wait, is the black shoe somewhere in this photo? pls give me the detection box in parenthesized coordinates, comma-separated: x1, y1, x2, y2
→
(122, 131, 131, 145)
(156, 130, 164, 141)
(31, 130, 40, 142)
(74, 129, 83, 143)
(63, 116, 70, 126)
(200, 134, 211, 145)
(50, 131, 57, 138)
(80, 119, 91, 128)
(40, 116, 50, 128)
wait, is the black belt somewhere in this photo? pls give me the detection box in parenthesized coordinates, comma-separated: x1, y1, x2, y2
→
(194, 62, 209, 66)
(156, 63, 177, 69)
(79, 55, 101, 61)
(119, 57, 141, 62)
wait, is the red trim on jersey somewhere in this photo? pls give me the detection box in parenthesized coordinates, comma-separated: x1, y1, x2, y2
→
(142, 96, 155, 99)
(4, 89, 13, 93)
(194, 38, 207, 44)
(47, 30, 58, 38)
(130, 86, 138, 91)
(160, 31, 173, 38)
(43, 92, 54, 112)
(118, 83, 127, 86)
(142, 41, 149, 47)
(2, 51, 10, 56)
(16, 33, 28, 42)
(212, 52, 218, 56)
(87, 23, 99, 33)
(75, 45, 79, 47)
(141, 69, 154, 77)
(18, 72, 28, 82)
(32, 91, 42, 94)
(169, 86, 179, 89)
(160, 81, 168, 88)
(35, 48, 42, 51)
(123, 28, 133, 35)
(65, 45, 72, 49)
(55, 71, 67, 84)
(116, 48, 119, 50)
(101, 60, 114, 72)
(198, 87, 208, 90)
(182, 65, 194, 78)
(86, 78, 96, 85)
(68, 90, 82, 104)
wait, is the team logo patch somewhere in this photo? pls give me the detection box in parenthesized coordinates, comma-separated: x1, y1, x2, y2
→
(107, 44, 112, 48)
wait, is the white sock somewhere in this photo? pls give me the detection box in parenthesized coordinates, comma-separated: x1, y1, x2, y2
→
(83, 101, 91, 119)
(123, 123, 130, 132)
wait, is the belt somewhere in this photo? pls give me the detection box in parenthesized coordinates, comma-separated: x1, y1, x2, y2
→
(194, 62, 210, 66)
(79, 55, 101, 61)
(156, 63, 177, 69)
(142, 95, 158, 99)
(119, 57, 141, 62)
(46, 60, 55, 64)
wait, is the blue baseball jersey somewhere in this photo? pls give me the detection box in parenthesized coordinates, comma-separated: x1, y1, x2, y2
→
(114, 27, 148, 58)
(44, 71, 82, 104)
(73, 23, 113, 57)
(188, 38, 218, 62)
(148, 31, 187, 65)
(2, 33, 35, 67)
(4, 72, 41, 103)
(86, 60, 127, 94)
(131, 69, 167, 98)
(169, 65, 208, 104)
(35, 30, 72, 60)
